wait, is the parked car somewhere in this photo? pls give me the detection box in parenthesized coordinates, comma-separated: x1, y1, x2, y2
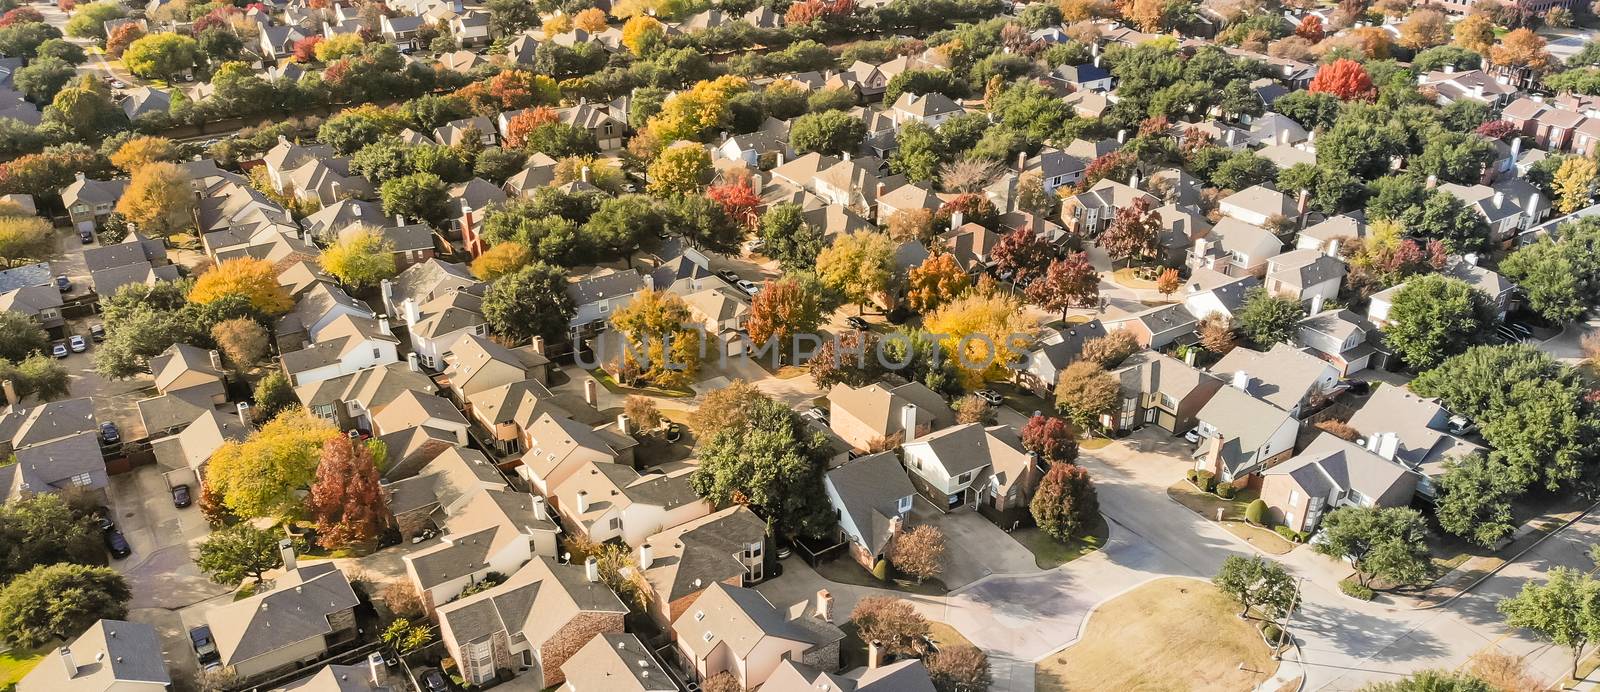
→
(68, 335, 87, 353)
(109, 79, 127, 89)
(89, 324, 105, 342)
(99, 421, 120, 444)
(845, 316, 870, 331)
(54, 274, 69, 292)
(1184, 428, 1201, 444)
(975, 389, 1003, 406)
(421, 669, 448, 692)
(717, 269, 740, 284)
(78, 228, 93, 244)
(737, 279, 760, 295)
(171, 484, 191, 508)
(103, 526, 130, 559)
(51, 342, 67, 358)
(189, 626, 219, 664)
(802, 407, 828, 422)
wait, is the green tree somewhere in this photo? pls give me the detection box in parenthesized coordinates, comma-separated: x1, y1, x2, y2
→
(1498, 567, 1600, 680)
(122, 32, 198, 81)
(0, 353, 70, 402)
(12, 56, 74, 103)
(584, 194, 662, 266)
(690, 395, 834, 538)
(380, 172, 450, 228)
(1054, 361, 1119, 433)
(1499, 238, 1585, 323)
(0, 308, 47, 361)
(64, 1, 123, 39)
(482, 262, 574, 344)
(789, 109, 867, 155)
(320, 226, 397, 288)
(0, 494, 102, 583)
(1360, 670, 1492, 692)
(1235, 288, 1306, 348)
(1383, 274, 1487, 370)
(253, 370, 297, 421)
(760, 203, 822, 272)
(816, 231, 895, 314)
(889, 121, 941, 183)
(1413, 132, 1497, 186)
(646, 143, 711, 196)
(1213, 555, 1297, 618)
(0, 563, 130, 649)
(1435, 453, 1520, 549)
(0, 21, 61, 58)
(193, 523, 284, 586)
(1313, 506, 1430, 588)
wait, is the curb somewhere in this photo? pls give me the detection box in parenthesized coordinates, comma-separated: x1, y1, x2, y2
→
(1410, 499, 1600, 610)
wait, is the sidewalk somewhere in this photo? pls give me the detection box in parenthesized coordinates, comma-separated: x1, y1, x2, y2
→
(1412, 499, 1598, 609)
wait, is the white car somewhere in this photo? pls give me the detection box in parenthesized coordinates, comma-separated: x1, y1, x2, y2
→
(1184, 428, 1201, 443)
(737, 279, 760, 295)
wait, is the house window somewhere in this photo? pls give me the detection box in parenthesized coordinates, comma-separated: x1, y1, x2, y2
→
(1289, 490, 1300, 506)
(1158, 393, 1177, 410)
(897, 495, 912, 514)
(694, 610, 705, 621)
(742, 541, 762, 559)
(957, 470, 975, 485)
(599, 303, 610, 313)
(608, 517, 622, 531)
(70, 473, 92, 487)
(372, 348, 380, 358)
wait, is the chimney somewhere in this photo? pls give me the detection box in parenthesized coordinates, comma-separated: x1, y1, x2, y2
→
(1376, 432, 1399, 460)
(1327, 238, 1340, 258)
(580, 165, 591, 183)
(638, 543, 654, 570)
(1425, 174, 1438, 189)
(278, 538, 297, 572)
(74, 171, 86, 183)
(380, 279, 393, 305)
(584, 556, 599, 582)
(1117, 129, 1127, 144)
(867, 640, 884, 670)
(531, 336, 545, 354)
(1510, 136, 1523, 162)
(59, 647, 78, 679)
(1465, 252, 1480, 266)
(1225, 129, 1237, 147)
(237, 402, 251, 425)
(1093, 54, 1101, 68)
(750, 172, 762, 195)
(584, 378, 598, 406)
(1017, 150, 1027, 171)
(1231, 370, 1250, 391)
(531, 494, 547, 521)
(576, 490, 590, 514)
(1, 379, 15, 405)
(403, 298, 420, 326)
(407, 353, 420, 372)
(1185, 348, 1197, 366)
(209, 349, 223, 370)
(1493, 191, 1505, 208)
(816, 589, 833, 621)
(368, 652, 386, 688)
(1528, 192, 1542, 215)
(775, 152, 785, 167)
(1279, 129, 1291, 146)
(378, 314, 390, 334)
(394, 214, 404, 225)
(951, 210, 964, 231)
(617, 413, 632, 435)
(1310, 293, 1324, 315)
(1297, 188, 1310, 215)
(842, 151, 851, 161)
(1444, 64, 1455, 74)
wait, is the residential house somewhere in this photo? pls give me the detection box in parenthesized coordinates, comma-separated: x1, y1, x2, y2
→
(1104, 303, 1199, 350)
(400, 290, 489, 371)
(1051, 62, 1113, 91)
(557, 103, 627, 151)
(1296, 215, 1363, 255)
(381, 260, 481, 324)
(449, 11, 491, 47)
(1437, 182, 1528, 241)
(1020, 148, 1088, 196)
(138, 344, 229, 437)
(1107, 352, 1224, 435)
(1295, 309, 1385, 375)
(560, 634, 675, 692)
(716, 118, 789, 167)
(296, 360, 437, 434)
(370, 388, 470, 446)
(1151, 204, 1211, 266)
(1346, 386, 1485, 499)
(1368, 259, 1516, 326)
(672, 583, 844, 691)
(888, 92, 964, 128)
(1260, 433, 1418, 533)
(0, 284, 64, 336)
(434, 117, 498, 148)
(1016, 319, 1108, 393)
(1264, 248, 1345, 306)
(823, 451, 915, 572)
(276, 663, 397, 691)
(550, 459, 710, 547)
(1189, 217, 1283, 278)
(278, 282, 375, 349)
(764, 659, 937, 692)
(0, 398, 105, 500)
(436, 557, 627, 688)
(566, 269, 646, 343)
(16, 620, 169, 692)
(61, 174, 127, 233)
(1213, 344, 1340, 418)
(207, 558, 360, 681)
(826, 381, 954, 451)
(281, 313, 400, 387)
(444, 333, 552, 400)
(1417, 68, 1517, 108)
(259, 24, 313, 60)
(1503, 95, 1600, 156)
(637, 505, 768, 630)
(120, 86, 171, 121)
(150, 408, 248, 491)
(1219, 185, 1297, 227)
(1192, 385, 1299, 484)
(464, 380, 602, 459)
(380, 15, 425, 49)
(1061, 178, 1156, 234)
(901, 423, 1039, 523)
(515, 412, 638, 494)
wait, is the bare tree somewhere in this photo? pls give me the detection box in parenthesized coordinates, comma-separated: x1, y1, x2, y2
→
(928, 644, 992, 692)
(940, 159, 1004, 194)
(957, 395, 995, 424)
(624, 395, 663, 432)
(851, 596, 930, 655)
(890, 524, 945, 583)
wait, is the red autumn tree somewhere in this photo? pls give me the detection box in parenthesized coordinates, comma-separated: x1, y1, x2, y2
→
(1308, 58, 1375, 101)
(503, 106, 558, 148)
(991, 227, 1054, 286)
(0, 7, 45, 26)
(1021, 414, 1078, 464)
(933, 192, 998, 230)
(1097, 197, 1163, 267)
(106, 23, 145, 58)
(706, 180, 762, 229)
(486, 69, 543, 110)
(1026, 252, 1099, 318)
(306, 435, 390, 549)
(292, 34, 324, 63)
(785, 0, 854, 25)
(1475, 120, 1517, 140)
(1294, 15, 1324, 42)
(1075, 150, 1136, 192)
(1030, 462, 1099, 541)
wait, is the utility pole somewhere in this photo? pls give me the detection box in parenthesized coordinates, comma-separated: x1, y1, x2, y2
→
(1274, 576, 1306, 660)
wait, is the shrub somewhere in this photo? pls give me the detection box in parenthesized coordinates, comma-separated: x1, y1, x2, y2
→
(1274, 525, 1299, 542)
(1186, 469, 1198, 483)
(872, 559, 889, 581)
(1195, 470, 1214, 492)
(1339, 579, 1375, 600)
(1245, 499, 1267, 525)
(1216, 484, 1235, 499)
(1260, 623, 1282, 643)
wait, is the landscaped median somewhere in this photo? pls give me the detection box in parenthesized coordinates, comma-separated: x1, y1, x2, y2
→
(1167, 479, 1297, 555)
(1035, 578, 1280, 691)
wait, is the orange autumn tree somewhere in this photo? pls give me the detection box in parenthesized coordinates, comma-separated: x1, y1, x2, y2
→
(306, 434, 391, 548)
(1308, 58, 1375, 101)
(503, 106, 558, 148)
(1294, 15, 1323, 42)
(706, 179, 761, 229)
(1491, 28, 1554, 77)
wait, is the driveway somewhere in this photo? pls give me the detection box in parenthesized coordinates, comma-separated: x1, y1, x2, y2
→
(106, 465, 226, 610)
(910, 496, 1039, 588)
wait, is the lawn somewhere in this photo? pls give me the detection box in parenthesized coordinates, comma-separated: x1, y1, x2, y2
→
(1167, 481, 1296, 555)
(1110, 268, 1159, 289)
(1036, 578, 1278, 692)
(0, 647, 45, 687)
(587, 369, 694, 398)
(812, 557, 948, 596)
(1008, 517, 1108, 569)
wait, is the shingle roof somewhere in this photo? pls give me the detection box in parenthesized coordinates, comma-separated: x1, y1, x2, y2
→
(208, 564, 359, 667)
(825, 452, 914, 555)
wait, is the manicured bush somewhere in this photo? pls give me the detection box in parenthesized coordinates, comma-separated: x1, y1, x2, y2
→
(872, 559, 889, 581)
(1260, 623, 1282, 643)
(1195, 470, 1214, 492)
(1339, 579, 1375, 601)
(1186, 469, 1198, 483)
(1216, 484, 1235, 499)
(1274, 525, 1299, 542)
(1245, 499, 1267, 525)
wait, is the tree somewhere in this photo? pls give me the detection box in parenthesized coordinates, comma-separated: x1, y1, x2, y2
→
(1031, 462, 1098, 541)
(116, 162, 194, 237)
(745, 277, 824, 358)
(482, 262, 574, 344)
(1235, 288, 1305, 347)
(1314, 506, 1430, 587)
(816, 231, 895, 313)
(206, 408, 341, 518)
(620, 15, 664, 55)
(122, 32, 197, 81)
(687, 379, 766, 438)
(190, 257, 293, 315)
(705, 179, 761, 230)
(1155, 268, 1180, 301)
(890, 121, 941, 183)
(850, 596, 930, 656)
(193, 523, 284, 586)
(789, 110, 867, 156)
(1079, 330, 1139, 369)
(64, 1, 122, 40)
(0, 494, 101, 583)
(761, 203, 823, 272)
(1415, 132, 1498, 186)
(1491, 28, 1552, 77)
(1098, 197, 1162, 267)
(1195, 314, 1235, 355)
(690, 396, 834, 538)
(927, 644, 991, 692)
(110, 136, 179, 174)
(471, 241, 531, 281)
(315, 33, 364, 62)
(890, 524, 945, 583)
(1435, 453, 1520, 549)
(1385, 275, 1486, 370)
(646, 143, 710, 196)
(585, 194, 662, 265)
(321, 226, 398, 288)
(905, 253, 970, 315)
(1027, 253, 1099, 319)
(0, 563, 129, 649)
(1213, 555, 1297, 619)
(0, 216, 53, 264)
(1553, 156, 1598, 214)
(609, 289, 704, 389)
(1499, 567, 1600, 680)
(380, 618, 434, 655)
(103, 22, 141, 57)
(1021, 414, 1078, 463)
(991, 228, 1053, 286)
(1452, 13, 1495, 55)
(1361, 670, 1492, 692)
(1397, 9, 1448, 50)
(307, 434, 390, 548)
(1295, 14, 1324, 41)
(924, 291, 1036, 387)
(12, 56, 73, 103)
(1500, 239, 1585, 324)
(1308, 58, 1374, 101)
(380, 172, 450, 228)
(210, 318, 267, 371)
(253, 370, 297, 423)
(623, 395, 662, 432)
(1054, 361, 1119, 433)
(956, 394, 993, 425)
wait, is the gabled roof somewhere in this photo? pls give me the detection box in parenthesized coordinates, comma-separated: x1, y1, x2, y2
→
(437, 557, 626, 651)
(903, 422, 1029, 478)
(1196, 386, 1292, 461)
(640, 505, 766, 604)
(825, 451, 914, 555)
(560, 634, 675, 692)
(16, 620, 170, 692)
(1213, 344, 1333, 411)
(1264, 433, 1416, 502)
(673, 583, 836, 661)
(208, 564, 359, 667)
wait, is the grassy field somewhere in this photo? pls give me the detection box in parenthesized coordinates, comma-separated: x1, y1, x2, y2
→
(1008, 517, 1109, 569)
(0, 647, 46, 687)
(1036, 578, 1277, 692)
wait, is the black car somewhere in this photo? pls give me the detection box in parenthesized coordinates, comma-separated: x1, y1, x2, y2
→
(103, 527, 130, 559)
(78, 228, 93, 244)
(421, 669, 448, 692)
(845, 316, 870, 331)
(189, 626, 219, 664)
(171, 484, 192, 508)
(100, 421, 120, 444)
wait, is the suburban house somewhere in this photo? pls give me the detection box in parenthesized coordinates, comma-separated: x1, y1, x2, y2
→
(826, 381, 954, 451)
(1016, 320, 1108, 393)
(888, 92, 964, 128)
(1295, 309, 1385, 375)
(1264, 248, 1345, 306)
(398, 290, 489, 371)
(0, 284, 64, 336)
(1107, 352, 1224, 435)
(823, 451, 916, 572)
(150, 408, 248, 491)
(515, 413, 639, 494)
(138, 344, 230, 437)
(0, 398, 106, 500)
(370, 389, 470, 447)
(1218, 185, 1297, 226)
(280, 313, 401, 387)
(1260, 433, 1418, 533)
(381, 260, 482, 327)
(1104, 303, 1199, 350)
(1183, 270, 1259, 321)
(1346, 386, 1485, 499)
(463, 380, 601, 459)
(1212, 344, 1340, 418)
(1193, 385, 1298, 485)
(444, 334, 552, 399)
(549, 459, 710, 547)
(765, 659, 937, 692)
(560, 634, 676, 692)
(1061, 179, 1156, 234)
(901, 423, 1040, 524)
(637, 505, 769, 630)
(1297, 215, 1363, 256)
(1502, 94, 1600, 156)
(16, 620, 170, 692)
(61, 174, 127, 233)
(566, 270, 647, 343)
(295, 360, 437, 435)
(206, 557, 360, 681)
(671, 583, 844, 691)
(1189, 218, 1283, 278)
(436, 557, 627, 689)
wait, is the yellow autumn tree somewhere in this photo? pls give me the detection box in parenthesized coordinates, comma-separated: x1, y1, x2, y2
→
(1553, 157, 1598, 214)
(190, 256, 295, 315)
(574, 7, 608, 31)
(1490, 28, 1553, 76)
(542, 13, 573, 35)
(816, 231, 896, 313)
(205, 408, 341, 518)
(320, 226, 397, 289)
(109, 136, 180, 174)
(646, 142, 711, 196)
(1451, 13, 1495, 56)
(924, 290, 1038, 388)
(621, 15, 664, 56)
(115, 162, 194, 237)
(905, 252, 971, 314)
(644, 75, 749, 143)
(609, 289, 703, 389)
(1123, 0, 1165, 32)
(471, 241, 532, 280)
